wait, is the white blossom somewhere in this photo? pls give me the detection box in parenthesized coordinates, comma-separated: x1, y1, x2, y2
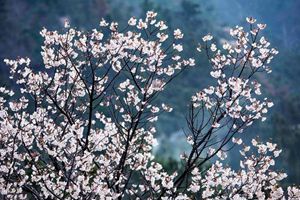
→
(0, 13, 298, 200)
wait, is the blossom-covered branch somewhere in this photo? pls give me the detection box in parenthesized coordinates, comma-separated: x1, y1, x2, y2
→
(0, 12, 299, 199)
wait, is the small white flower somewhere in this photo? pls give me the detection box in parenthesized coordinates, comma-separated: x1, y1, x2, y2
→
(202, 34, 213, 42)
(252, 139, 258, 146)
(64, 19, 70, 28)
(246, 17, 256, 24)
(189, 184, 200, 193)
(99, 18, 109, 26)
(267, 101, 274, 108)
(173, 44, 183, 52)
(216, 150, 227, 160)
(174, 29, 183, 39)
(187, 135, 194, 145)
(146, 11, 157, 19)
(128, 17, 137, 26)
(204, 86, 214, 95)
(155, 21, 168, 30)
(210, 43, 217, 52)
(157, 33, 168, 42)
(274, 149, 282, 157)
(137, 19, 148, 29)
(196, 44, 202, 52)
(257, 23, 266, 30)
(232, 137, 242, 145)
(210, 70, 222, 79)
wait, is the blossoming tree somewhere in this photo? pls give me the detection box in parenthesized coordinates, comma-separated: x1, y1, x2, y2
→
(0, 11, 299, 199)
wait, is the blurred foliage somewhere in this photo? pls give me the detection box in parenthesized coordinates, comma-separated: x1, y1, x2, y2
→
(154, 157, 182, 174)
(272, 95, 300, 185)
(0, 0, 300, 185)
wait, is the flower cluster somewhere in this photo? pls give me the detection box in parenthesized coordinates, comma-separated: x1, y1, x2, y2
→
(0, 12, 299, 199)
(189, 139, 292, 199)
(192, 22, 278, 133)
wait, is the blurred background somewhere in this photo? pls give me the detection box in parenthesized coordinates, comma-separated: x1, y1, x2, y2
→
(0, 0, 299, 185)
